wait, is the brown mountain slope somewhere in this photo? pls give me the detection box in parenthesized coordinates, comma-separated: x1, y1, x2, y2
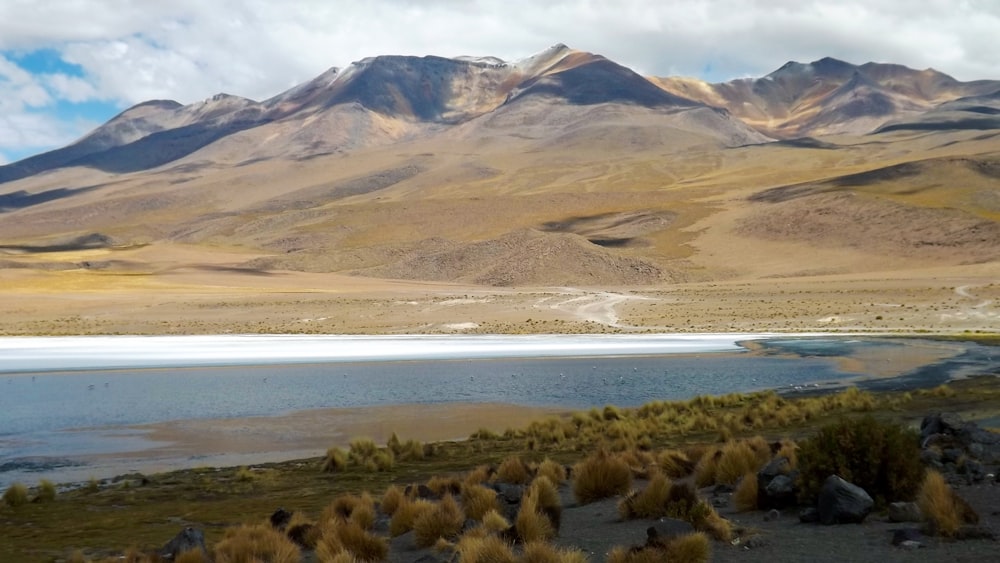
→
(652, 57, 1000, 138)
(0, 49, 998, 290)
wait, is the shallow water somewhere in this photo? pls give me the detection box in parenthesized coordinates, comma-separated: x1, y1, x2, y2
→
(0, 334, 996, 487)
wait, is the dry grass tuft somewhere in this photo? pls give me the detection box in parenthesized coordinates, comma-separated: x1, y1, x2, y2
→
(619, 472, 671, 519)
(732, 471, 759, 512)
(213, 524, 300, 563)
(521, 541, 588, 563)
(2, 482, 29, 508)
(693, 448, 722, 488)
(460, 483, 500, 521)
(455, 534, 515, 563)
(380, 485, 404, 517)
(480, 509, 510, 533)
(175, 550, 211, 563)
(414, 495, 464, 548)
(573, 449, 632, 504)
(37, 479, 57, 502)
(536, 458, 568, 485)
(464, 465, 494, 486)
(389, 497, 434, 537)
(427, 475, 463, 497)
(656, 449, 695, 478)
(665, 532, 711, 562)
(712, 439, 770, 486)
(335, 520, 389, 562)
(918, 469, 978, 537)
(496, 455, 532, 484)
(322, 447, 348, 473)
(516, 488, 556, 543)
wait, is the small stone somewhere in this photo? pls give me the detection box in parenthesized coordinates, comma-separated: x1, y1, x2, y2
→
(764, 509, 780, 522)
(891, 528, 923, 546)
(897, 540, 923, 550)
(743, 534, 767, 549)
(799, 507, 819, 523)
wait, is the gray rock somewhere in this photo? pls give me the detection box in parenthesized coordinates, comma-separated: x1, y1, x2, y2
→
(757, 456, 797, 509)
(647, 518, 696, 543)
(161, 527, 207, 559)
(743, 534, 768, 549)
(491, 483, 524, 504)
(897, 540, 923, 550)
(764, 509, 780, 522)
(799, 507, 819, 523)
(888, 502, 923, 523)
(817, 475, 873, 525)
(891, 528, 923, 546)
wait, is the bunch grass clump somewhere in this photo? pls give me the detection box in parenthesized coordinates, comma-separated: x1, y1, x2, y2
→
(37, 479, 57, 502)
(461, 483, 500, 521)
(413, 495, 464, 548)
(496, 455, 532, 484)
(917, 470, 979, 537)
(2, 482, 29, 508)
(455, 534, 515, 563)
(322, 447, 348, 473)
(732, 471, 759, 512)
(619, 472, 671, 519)
(213, 524, 300, 563)
(572, 448, 632, 504)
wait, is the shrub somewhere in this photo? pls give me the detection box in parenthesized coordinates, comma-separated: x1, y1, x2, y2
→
(496, 455, 531, 484)
(619, 472, 671, 519)
(3, 483, 29, 508)
(460, 483, 500, 521)
(797, 416, 923, 507)
(322, 447, 348, 473)
(37, 479, 57, 502)
(214, 524, 300, 563)
(732, 471, 758, 512)
(918, 470, 978, 537)
(414, 495, 464, 548)
(573, 449, 632, 504)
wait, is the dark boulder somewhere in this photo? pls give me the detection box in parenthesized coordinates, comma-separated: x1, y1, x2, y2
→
(270, 507, 292, 530)
(161, 527, 207, 559)
(817, 475, 873, 525)
(756, 456, 798, 509)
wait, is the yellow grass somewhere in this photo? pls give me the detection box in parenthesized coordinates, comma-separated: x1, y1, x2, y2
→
(918, 470, 976, 537)
(460, 483, 501, 521)
(455, 534, 516, 563)
(536, 458, 568, 485)
(213, 524, 300, 563)
(496, 455, 532, 484)
(732, 471, 759, 512)
(619, 472, 671, 519)
(379, 485, 404, 516)
(414, 495, 464, 548)
(572, 449, 633, 504)
(516, 491, 555, 543)
(389, 497, 434, 537)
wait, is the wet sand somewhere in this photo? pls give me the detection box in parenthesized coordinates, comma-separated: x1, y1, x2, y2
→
(22, 403, 560, 486)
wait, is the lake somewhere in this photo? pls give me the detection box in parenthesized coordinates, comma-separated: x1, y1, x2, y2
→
(1, 334, 996, 487)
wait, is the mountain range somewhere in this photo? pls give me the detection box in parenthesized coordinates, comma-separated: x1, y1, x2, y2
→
(1, 44, 998, 287)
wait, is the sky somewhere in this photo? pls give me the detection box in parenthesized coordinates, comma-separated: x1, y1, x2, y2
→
(2, 0, 999, 165)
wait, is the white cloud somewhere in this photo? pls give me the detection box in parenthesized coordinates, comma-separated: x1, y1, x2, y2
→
(1, 0, 1000, 162)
